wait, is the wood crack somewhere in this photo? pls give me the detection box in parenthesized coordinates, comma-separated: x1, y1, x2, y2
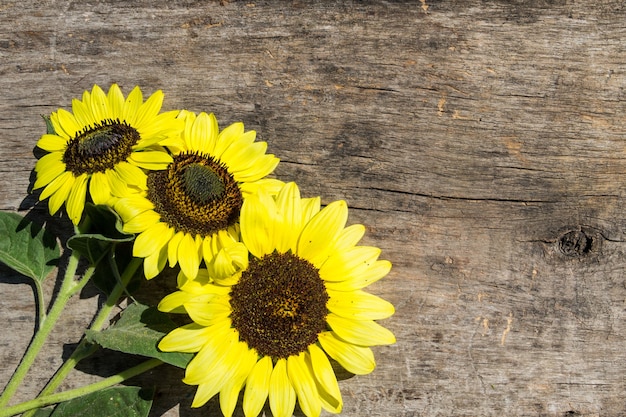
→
(369, 187, 560, 204)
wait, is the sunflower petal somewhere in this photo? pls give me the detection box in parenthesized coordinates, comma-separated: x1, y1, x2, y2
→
(66, 174, 88, 224)
(123, 86, 143, 125)
(46, 172, 75, 216)
(269, 358, 296, 417)
(167, 231, 185, 267)
(34, 152, 65, 189)
(190, 112, 218, 154)
(221, 140, 266, 175)
(233, 154, 280, 182)
(273, 182, 302, 253)
(319, 246, 381, 282)
(327, 289, 395, 320)
(184, 325, 237, 385)
(191, 380, 221, 408)
(178, 233, 201, 279)
(36, 134, 68, 152)
(213, 122, 245, 158)
(158, 290, 194, 314)
(183, 329, 239, 388)
(106, 84, 125, 119)
(114, 196, 153, 223)
(122, 210, 161, 234)
(325, 260, 391, 291)
(135, 110, 183, 143)
(39, 171, 71, 201)
(209, 242, 249, 282)
(327, 313, 396, 346)
(297, 200, 348, 267)
(143, 245, 168, 279)
(128, 150, 172, 170)
(133, 223, 174, 258)
(318, 332, 376, 375)
(105, 168, 130, 198)
(333, 224, 366, 252)
(184, 297, 231, 327)
(135, 89, 164, 129)
(55, 108, 81, 138)
(88, 84, 108, 122)
(158, 323, 210, 353)
(239, 178, 285, 198)
(308, 344, 342, 413)
(241, 191, 278, 259)
(89, 171, 112, 205)
(178, 110, 195, 150)
(219, 345, 258, 417)
(243, 356, 273, 417)
(301, 197, 321, 224)
(71, 97, 95, 127)
(287, 353, 321, 417)
(114, 161, 147, 188)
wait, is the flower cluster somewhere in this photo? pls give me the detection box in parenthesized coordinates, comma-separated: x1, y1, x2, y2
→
(33, 84, 395, 417)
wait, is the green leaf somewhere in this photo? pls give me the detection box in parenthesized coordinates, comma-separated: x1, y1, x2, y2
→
(67, 204, 139, 295)
(0, 211, 59, 282)
(67, 204, 134, 266)
(42, 114, 56, 135)
(32, 408, 54, 417)
(91, 242, 143, 296)
(86, 302, 193, 369)
(48, 386, 153, 417)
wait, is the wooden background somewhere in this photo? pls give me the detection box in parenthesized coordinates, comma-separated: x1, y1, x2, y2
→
(1, 1, 625, 416)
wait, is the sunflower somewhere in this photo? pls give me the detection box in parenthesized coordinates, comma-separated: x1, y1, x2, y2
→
(33, 84, 182, 225)
(114, 110, 282, 280)
(158, 182, 395, 417)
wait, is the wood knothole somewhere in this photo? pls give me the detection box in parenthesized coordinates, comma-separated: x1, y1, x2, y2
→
(558, 230, 592, 256)
(556, 228, 599, 258)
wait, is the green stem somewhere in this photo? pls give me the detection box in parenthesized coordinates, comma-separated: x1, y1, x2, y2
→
(20, 256, 143, 417)
(0, 252, 90, 408)
(92, 256, 142, 331)
(33, 279, 47, 326)
(0, 359, 163, 417)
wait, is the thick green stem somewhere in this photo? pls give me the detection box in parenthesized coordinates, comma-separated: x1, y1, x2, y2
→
(0, 252, 90, 408)
(0, 359, 163, 417)
(20, 256, 143, 417)
(19, 340, 99, 417)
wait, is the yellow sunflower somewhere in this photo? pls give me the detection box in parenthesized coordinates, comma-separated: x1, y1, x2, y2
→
(158, 182, 395, 417)
(114, 110, 282, 280)
(34, 84, 182, 225)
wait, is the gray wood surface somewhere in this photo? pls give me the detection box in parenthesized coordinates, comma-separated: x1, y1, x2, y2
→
(1, 1, 625, 416)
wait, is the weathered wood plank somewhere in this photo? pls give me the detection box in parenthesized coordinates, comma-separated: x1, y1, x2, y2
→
(1, 1, 625, 416)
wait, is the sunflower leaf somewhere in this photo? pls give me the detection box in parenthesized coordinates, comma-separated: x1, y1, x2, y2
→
(67, 204, 142, 295)
(91, 242, 143, 296)
(86, 302, 193, 369)
(0, 211, 59, 282)
(67, 204, 134, 266)
(45, 386, 154, 417)
(42, 114, 56, 135)
(31, 407, 54, 417)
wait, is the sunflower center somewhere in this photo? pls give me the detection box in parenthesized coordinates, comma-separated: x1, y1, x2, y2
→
(147, 152, 243, 237)
(230, 251, 329, 359)
(182, 163, 225, 204)
(63, 119, 140, 175)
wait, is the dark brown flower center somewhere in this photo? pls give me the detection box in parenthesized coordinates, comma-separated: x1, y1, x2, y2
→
(63, 119, 140, 175)
(230, 251, 329, 359)
(182, 163, 225, 204)
(147, 152, 242, 236)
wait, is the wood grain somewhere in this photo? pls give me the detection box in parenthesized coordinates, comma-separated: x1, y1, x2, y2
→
(1, 1, 625, 416)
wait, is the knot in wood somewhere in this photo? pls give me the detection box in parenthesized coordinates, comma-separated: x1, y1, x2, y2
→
(558, 230, 592, 257)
